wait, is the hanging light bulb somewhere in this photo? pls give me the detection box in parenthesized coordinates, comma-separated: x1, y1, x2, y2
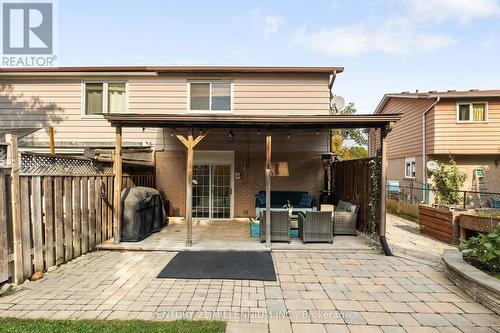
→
(228, 130, 235, 142)
(286, 133, 290, 139)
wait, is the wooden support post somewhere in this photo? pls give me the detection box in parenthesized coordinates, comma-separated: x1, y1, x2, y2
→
(6, 133, 23, 284)
(113, 127, 123, 244)
(379, 127, 387, 237)
(265, 134, 272, 247)
(176, 130, 207, 247)
(379, 125, 392, 255)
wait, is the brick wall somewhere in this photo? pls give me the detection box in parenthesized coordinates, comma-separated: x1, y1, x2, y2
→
(156, 150, 324, 218)
(234, 151, 324, 217)
(155, 150, 186, 216)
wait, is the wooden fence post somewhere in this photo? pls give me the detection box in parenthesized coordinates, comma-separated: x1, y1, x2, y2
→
(6, 134, 23, 283)
(113, 127, 123, 244)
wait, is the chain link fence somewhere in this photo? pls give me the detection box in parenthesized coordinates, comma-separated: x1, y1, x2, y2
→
(387, 179, 500, 210)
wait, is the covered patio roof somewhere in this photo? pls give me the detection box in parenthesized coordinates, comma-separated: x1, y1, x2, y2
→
(104, 113, 399, 251)
(104, 114, 401, 129)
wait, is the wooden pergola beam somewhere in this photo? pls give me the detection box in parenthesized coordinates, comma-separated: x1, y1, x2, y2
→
(113, 127, 123, 244)
(176, 130, 207, 247)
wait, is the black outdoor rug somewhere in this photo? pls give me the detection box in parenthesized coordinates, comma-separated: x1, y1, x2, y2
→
(157, 251, 277, 281)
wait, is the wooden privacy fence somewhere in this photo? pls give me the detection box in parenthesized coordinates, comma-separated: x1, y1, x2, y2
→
(0, 173, 154, 284)
(331, 158, 374, 234)
(418, 205, 455, 244)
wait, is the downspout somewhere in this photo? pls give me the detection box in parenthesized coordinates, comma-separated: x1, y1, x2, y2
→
(422, 97, 440, 203)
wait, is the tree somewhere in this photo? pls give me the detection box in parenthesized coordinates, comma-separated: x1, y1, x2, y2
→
(431, 158, 467, 205)
(331, 103, 368, 160)
(348, 146, 368, 159)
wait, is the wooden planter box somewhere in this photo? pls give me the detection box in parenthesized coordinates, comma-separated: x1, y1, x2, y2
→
(418, 205, 455, 244)
(458, 214, 500, 240)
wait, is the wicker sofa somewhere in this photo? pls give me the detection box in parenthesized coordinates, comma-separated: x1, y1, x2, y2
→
(333, 200, 359, 235)
(298, 211, 333, 243)
(259, 210, 291, 243)
(255, 191, 317, 217)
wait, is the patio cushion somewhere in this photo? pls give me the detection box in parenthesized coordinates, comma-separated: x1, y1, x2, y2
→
(299, 193, 313, 207)
(256, 192, 266, 206)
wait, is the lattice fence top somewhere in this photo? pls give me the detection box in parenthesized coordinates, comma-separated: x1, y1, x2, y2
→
(20, 153, 113, 175)
(0, 145, 7, 167)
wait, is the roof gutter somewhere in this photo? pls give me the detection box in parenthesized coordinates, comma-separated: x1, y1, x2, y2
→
(422, 96, 440, 202)
(0, 72, 159, 77)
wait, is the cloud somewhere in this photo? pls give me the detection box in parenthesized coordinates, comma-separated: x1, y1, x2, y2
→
(407, 0, 500, 23)
(262, 15, 284, 36)
(296, 17, 456, 57)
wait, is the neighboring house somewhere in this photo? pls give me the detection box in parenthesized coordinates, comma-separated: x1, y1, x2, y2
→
(0, 66, 344, 218)
(368, 90, 500, 201)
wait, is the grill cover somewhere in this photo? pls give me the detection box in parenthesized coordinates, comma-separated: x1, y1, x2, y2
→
(121, 187, 167, 242)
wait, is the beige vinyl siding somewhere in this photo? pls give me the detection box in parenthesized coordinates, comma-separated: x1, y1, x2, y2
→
(432, 98, 500, 154)
(425, 108, 435, 153)
(369, 97, 436, 159)
(232, 75, 330, 115)
(0, 73, 330, 148)
(0, 79, 162, 148)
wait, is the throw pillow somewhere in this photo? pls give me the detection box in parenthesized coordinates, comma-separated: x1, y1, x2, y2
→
(256, 193, 266, 206)
(299, 193, 313, 207)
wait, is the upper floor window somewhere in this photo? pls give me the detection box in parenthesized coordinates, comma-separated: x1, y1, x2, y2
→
(83, 81, 126, 116)
(189, 81, 232, 112)
(457, 102, 487, 122)
(404, 157, 416, 179)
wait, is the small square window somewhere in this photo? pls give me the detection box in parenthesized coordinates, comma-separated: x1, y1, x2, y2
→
(457, 102, 487, 122)
(189, 81, 232, 112)
(83, 81, 127, 116)
(404, 157, 416, 179)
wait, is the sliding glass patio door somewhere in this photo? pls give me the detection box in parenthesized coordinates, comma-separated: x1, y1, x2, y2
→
(192, 164, 231, 219)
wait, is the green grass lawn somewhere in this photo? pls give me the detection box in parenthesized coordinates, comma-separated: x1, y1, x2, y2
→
(0, 318, 226, 333)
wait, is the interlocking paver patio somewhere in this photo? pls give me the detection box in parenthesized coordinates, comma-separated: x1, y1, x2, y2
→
(0, 248, 498, 332)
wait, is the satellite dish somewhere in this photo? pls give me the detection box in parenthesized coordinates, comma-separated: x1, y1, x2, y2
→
(331, 95, 345, 111)
(427, 160, 438, 172)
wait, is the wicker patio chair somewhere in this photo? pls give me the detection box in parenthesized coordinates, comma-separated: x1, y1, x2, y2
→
(298, 211, 333, 243)
(333, 201, 359, 235)
(260, 210, 291, 243)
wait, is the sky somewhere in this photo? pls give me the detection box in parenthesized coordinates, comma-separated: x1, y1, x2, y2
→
(52, 0, 500, 114)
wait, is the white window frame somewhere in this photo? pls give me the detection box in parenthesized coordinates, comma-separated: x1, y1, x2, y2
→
(187, 80, 234, 113)
(456, 101, 488, 123)
(404, 157, 416, 179)
(81, 80, 128, 118)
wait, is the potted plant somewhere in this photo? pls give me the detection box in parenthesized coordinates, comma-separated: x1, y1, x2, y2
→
(283, 200, 293, 216)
